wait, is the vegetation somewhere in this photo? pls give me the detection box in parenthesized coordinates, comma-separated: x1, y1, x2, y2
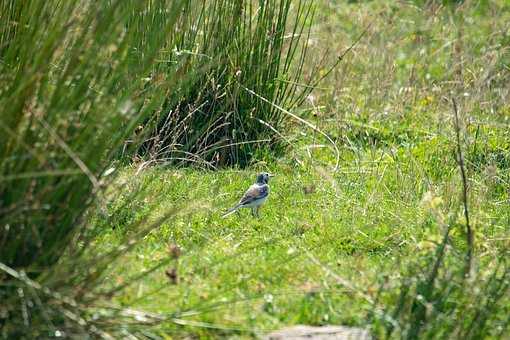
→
(139, 0, 322, 167)
(0, 0, 198, 336)
(1, 0, 509, 339)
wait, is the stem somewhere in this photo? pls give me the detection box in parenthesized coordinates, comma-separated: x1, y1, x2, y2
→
(452, 97, 473, 277)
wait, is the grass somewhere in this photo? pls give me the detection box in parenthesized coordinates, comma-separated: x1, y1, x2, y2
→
(88, 1, 510, 337)
(93, 165, 400, 336)
(138, 0, 321, 167)
(2, 0, 510, 338)
(0, 0, 203, 337)
(1, 1, 321, 336)
(92, 125, 508, 337)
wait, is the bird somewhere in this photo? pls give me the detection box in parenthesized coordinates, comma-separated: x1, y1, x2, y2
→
(222, 172, 274, 218)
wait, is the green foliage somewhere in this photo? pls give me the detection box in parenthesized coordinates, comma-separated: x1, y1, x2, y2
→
(95, 1, 510, 337)
(0, 0, 191, 337)
(0, 0, 183, 270)
(1, 0, 510, 338)
(139, 0, 320, 167)
(89, 165, 407, 335)
(372, 227, 510, 339)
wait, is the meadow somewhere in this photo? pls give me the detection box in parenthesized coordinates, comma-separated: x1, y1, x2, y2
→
(1, 0, 509, 339)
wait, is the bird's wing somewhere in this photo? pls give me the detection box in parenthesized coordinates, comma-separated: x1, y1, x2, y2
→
(238, 184, 268, 205)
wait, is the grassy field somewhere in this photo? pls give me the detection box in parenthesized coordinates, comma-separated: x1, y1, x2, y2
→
(2, 0, 509, 338)
(90, 2, 510, 337)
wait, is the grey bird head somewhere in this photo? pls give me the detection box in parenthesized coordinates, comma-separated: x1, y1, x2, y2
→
(256, 172, 274, 184)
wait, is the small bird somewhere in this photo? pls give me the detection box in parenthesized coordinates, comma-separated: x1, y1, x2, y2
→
(222, 172, 274, 218)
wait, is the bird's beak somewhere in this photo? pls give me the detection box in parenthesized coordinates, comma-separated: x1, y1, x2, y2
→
(269, 174, 275, 177)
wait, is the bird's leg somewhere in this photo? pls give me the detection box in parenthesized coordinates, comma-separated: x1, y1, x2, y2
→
(251, 207, 256, 217)
(254, 206, 260, 218)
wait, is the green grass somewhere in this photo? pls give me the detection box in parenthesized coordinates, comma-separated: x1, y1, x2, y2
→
(3, 0, 510, 338)
(92, 167, 402, 336)
(1, 1, 322, 336)
(93, 129, 508, 336)
(137, 0, 320, 167)
(86, 1, 510, 337)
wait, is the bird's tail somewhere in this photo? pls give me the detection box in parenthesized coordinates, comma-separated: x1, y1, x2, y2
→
(222, 204, 241, 218)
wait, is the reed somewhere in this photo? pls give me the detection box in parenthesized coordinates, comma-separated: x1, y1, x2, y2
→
(139, 0, 320, 167)
(0, 0, 193, 337)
